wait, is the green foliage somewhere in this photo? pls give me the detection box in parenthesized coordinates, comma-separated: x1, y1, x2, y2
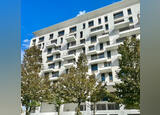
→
(114, 37, 140, 109)
(21, 46, 51, 115)
(58, 53, 97, 115)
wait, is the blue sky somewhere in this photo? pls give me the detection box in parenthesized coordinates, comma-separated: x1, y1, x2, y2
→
(21, 0, 121, 60)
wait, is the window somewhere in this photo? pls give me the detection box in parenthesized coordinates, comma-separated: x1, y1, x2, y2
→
(91, 64, 98, 71)
(107, 51, 111, 58)
(68, 50, 76, 55)
(61, 37, 63, 43)
(106, 41, 110, 45)
(68, 59, 75, 63)
(80, 39, 85, 44)
(113, 11, 124, 19)
(70, 26, 77, 33)
(98, 18, 101, 24)
(70, 41, 76, 46)
(101, 73, 105, 82)
(67, 43, 69, 49)
(82, 47, 85, 53)
(80, 31, 83, 38)
(132, 34, 136, 38)
(127, 8, 132, 15)
(108, 104, 119, 110)
(44, 72, 49, 77)
(89, 46, 95, 51)
(116, 37, 126, 43)
(47, 48, 52, 54)
(59, 62, 61, 68)
(66, 69, 69, 74)
(98, 53, 104, 59)
(80, 105, 86, 111)
(38, 44, 41, 49)
(91, 36, 97, 43)
(109, 72, 113, 82)
(58, 30, 65, 37)
(104, 16, 108, 22)
(55, 46, 61, 50)
(91, 54, 97, 60)
(88, 20, 94, 27)
(32, 39, 36, 45)
(48, 63, 55, 69)
(100, 43, 103, 50)
(56, 54, 60, 58)
(97, 104, 106, 110)
(49, 33, 53, 39)
(129, 17, 133, 23)
(39, 37, 44, 43)
(83, 23, 86, 29)
(47, 56, 53, 62)
(52, 71, 59, 77)
(104, 61, 112, 67)
(51, 39, 57, 44)
(105, 24, 109, 30)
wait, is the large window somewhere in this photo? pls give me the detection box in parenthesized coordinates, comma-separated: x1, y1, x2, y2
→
(51, 39, 57, 44)
(70, 41, 76, 46)
(56, 54, 60, 58)
(108, 103, 119, 110)
(104, 61, 112, 67)
(47, 48, 52, 54)
(89, 46, 95, 51)
(48, 63, 55, 69)
(100, 43, 103, 50)
(116, 37, 126, 43)
(101, 73, 105, 82)
(127, 8, 132, 15)
(49, 33, 53, 39)
(109, 72, 113, 82)
(98, 18, 101, 24)
(129, 17, 133, 23)
(80, 31, 83, 38)
(68, 50, 76, 55)
(39, 37, 44, 43)
(83, 23, 86, 29)
(113, 11, 124, 19)
(70, 26, 77, 33)
(52, 71, 59, 77)
(105, 24, 109, 30)
(91, 36, 97, 43)
(58, 30, 65, 37)
(107, 51, 111, 58)
(91, 64, 98, 71)
(96, 104, 106, 110)
(47, 56, 53, 62)
(91, 26, 103, 32)
(104, 16, 108, 22)
(80, 39, 85, 44)
(98, 53, 104, 59)
(91, 54, 97, 60)
(88, 20, 94, 27)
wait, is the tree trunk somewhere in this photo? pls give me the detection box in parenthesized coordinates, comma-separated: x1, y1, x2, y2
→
(76, 102, 81, 115)
(25, 106, 31, 115)
(93, 102, 96, 115)
(57, 105, 60, 115)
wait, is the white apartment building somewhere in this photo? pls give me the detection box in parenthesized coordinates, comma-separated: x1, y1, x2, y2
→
(29, 0, 140, 115)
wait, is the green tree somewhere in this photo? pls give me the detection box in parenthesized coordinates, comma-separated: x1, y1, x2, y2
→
(114, 37, 140, 109)
(59, 53, 97, 115)
(21, 46, 51, 115)
(48, 79, 65, 115)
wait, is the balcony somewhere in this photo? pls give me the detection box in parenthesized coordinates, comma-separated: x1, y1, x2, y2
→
(89, 58, 109, 65)
(63, 54, 76, 60)
(90, 25, 105, 36)
(99, 66, 112, 73)
(64, 62, 75, 68)
(105, 43, 122, 51)
(52, 50, 61, 55)
(66, 34, 76, 42)
(45, 43, 57, 49)
(53, 58, 63, 63)
(69, 44, 85, 50)
(119, 26, 140, 38)
(87, 49, 97, 55)
(114, 18, 129, 30)
(97, 33, 109, 42)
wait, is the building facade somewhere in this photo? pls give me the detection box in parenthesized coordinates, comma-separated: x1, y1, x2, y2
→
(29, 0, 140, 114)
